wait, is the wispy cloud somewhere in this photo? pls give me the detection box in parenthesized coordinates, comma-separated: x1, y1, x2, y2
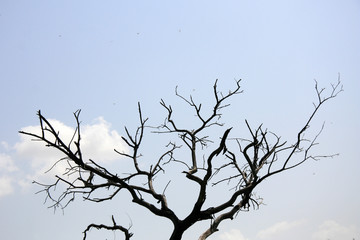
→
(312, 220, 359, 240)
(0, 153, 18, 197)
(0, 176, 15, 197)
(194, 219, 359, 240)
(218, 229, 250, 240)
(256, 219, 306, 239)
(0, 153, 18, 172)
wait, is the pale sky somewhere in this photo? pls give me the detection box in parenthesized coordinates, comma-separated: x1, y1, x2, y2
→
(0, 1, 359, 240)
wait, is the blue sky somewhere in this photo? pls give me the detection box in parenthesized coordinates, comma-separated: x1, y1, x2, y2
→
(0, 0, 359, 240)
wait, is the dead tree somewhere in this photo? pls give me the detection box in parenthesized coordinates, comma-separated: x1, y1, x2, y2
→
(19, 78, 342, 240)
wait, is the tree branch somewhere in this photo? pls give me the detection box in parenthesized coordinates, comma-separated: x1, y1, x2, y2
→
(83, 215, 133, 240)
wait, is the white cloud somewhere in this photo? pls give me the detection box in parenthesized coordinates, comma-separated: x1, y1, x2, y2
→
(80, 117, 127, 163)
(218, 229, 250, 240)
(1, 141, 10, 150)
(0, 153, 18, 172)
(15, 120, 77, 179)
(15, 117, 127, 171)
(0, 153, 18, 197)
(0, 116, 128, 198)
(256, 220, 305, 239)
(312, 220, 359, 240)
(0, 176, 14, 197)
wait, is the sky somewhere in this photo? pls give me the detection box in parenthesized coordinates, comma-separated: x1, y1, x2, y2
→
(0, 0, 359, 240)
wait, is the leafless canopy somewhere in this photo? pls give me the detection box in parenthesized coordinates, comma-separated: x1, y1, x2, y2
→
(19, 78, 342, 240)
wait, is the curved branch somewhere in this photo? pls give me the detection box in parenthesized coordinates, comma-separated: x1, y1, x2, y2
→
(83, 215, 133, 240)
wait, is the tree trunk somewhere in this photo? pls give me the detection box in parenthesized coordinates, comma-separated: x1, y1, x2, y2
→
(169, 227, 185, 240)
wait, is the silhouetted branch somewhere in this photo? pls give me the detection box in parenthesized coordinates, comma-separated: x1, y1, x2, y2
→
(83, 215, 133, 240)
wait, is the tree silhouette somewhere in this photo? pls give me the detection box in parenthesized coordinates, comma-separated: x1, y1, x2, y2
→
(20, 79, 342, 240)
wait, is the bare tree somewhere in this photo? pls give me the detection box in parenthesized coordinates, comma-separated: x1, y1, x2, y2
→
(20, 78, 342, 240)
